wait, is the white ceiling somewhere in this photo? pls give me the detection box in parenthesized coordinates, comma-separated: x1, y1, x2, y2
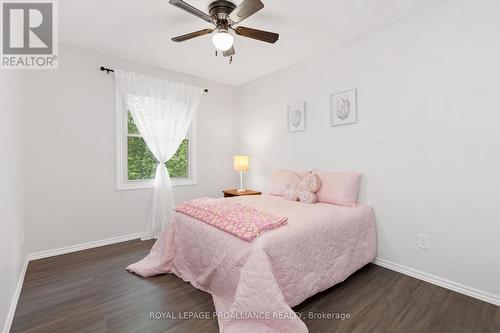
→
(60, 0, 441, 86)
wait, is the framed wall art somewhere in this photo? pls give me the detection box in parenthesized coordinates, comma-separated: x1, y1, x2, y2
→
(287, 102, 306, 132)
(330, 89, 357, 127)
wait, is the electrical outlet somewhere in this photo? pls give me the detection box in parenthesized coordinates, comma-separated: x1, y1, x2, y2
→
(418, 233, 430, 250)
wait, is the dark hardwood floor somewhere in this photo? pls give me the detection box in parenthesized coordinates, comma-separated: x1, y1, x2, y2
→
(11, 240, 500, 333)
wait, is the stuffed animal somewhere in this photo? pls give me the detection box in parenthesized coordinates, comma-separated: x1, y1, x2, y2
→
(285, 172, 321, 204)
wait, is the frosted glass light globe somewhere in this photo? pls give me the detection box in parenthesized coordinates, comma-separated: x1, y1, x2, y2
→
(212, 31, 234, 51)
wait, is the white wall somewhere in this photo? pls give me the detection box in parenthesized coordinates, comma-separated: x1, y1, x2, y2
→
(0, 72, 25, 331)
(23, 45, 239, 253)
(236, 0, 500, 297)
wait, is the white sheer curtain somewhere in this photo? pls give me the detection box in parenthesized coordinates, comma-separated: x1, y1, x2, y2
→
(115, 70, 204, 240)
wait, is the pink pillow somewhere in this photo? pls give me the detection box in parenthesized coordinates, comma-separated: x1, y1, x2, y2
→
(285, 173, 321, 204)
(314, 171, 361, 207)
(284, 173, 301, 200)
(270, 170, 310, 196)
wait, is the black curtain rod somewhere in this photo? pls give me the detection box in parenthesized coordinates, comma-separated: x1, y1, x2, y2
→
(99, 66, 208, 93)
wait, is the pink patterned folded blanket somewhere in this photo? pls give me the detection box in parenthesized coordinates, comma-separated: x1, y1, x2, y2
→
(175, 197, 287, 241)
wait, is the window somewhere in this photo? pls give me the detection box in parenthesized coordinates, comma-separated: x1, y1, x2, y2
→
(117, 110, 197, 191)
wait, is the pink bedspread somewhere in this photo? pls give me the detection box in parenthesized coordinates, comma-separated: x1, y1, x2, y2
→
(127, 195, 376, 333)
(175, 197, 287, 241)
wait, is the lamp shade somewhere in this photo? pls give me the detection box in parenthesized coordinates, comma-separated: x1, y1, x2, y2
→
(234, 155, 249, 172)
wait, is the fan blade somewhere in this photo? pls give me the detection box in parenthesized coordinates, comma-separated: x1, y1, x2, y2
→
(223, 45, 235, 57)
(229, 0, 264, 23)
(172, 28, 213, 42)
(169, 0, 214, 24)
(235, 26, 279, 43)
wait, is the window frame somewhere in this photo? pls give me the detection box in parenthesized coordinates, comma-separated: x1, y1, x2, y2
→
(116, 107, 197, 191)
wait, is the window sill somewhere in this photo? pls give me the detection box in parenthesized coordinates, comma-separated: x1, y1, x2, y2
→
(116, 178, 197, 191)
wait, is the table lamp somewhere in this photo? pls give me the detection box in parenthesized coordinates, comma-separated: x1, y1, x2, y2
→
(234, 155, 249, 192)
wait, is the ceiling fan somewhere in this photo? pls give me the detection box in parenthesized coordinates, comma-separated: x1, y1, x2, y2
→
(169, 0, 279, 63)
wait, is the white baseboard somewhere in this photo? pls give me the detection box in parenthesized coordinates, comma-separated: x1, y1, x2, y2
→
(27, 232, 143, 261)
(373, 257, 500, 307)
(2, 232, 143, 333)
(2, 257, 29, 333)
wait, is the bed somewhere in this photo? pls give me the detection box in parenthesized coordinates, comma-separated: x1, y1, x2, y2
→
(127, 194, 376, 333)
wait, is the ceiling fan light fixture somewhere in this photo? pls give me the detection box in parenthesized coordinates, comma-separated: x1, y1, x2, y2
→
(212, 29, 234, 51)
(169, 0, 279, 59)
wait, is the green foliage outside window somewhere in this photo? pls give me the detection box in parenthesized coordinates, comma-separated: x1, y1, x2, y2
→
(127, 112, 189, 180)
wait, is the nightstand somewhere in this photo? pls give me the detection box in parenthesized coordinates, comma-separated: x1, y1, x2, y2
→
(223, 189, 262, 198)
